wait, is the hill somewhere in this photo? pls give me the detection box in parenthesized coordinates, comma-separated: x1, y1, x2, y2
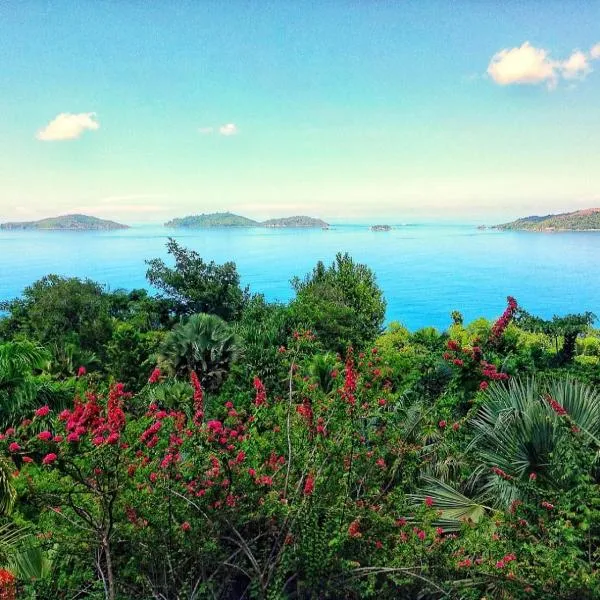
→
(494, 208, 600, 231)
(261, 216, 329, 228)
(164, 212, 259, 228)
(0, 214, 129, 231)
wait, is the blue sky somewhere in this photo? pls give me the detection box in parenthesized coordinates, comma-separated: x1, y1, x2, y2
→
(0, 1, 599, 224)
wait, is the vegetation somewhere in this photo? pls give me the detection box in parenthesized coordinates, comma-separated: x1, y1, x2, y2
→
(0, 214, 128, 230)
(495, 207, 600, 231)
(0, 242, 599, 599)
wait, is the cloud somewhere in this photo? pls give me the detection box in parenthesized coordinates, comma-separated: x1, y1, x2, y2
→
(219, 123, 238, 136)
(561, 50, 591, 80)
(487, 41, 600, 88)
(36, 112, 99, 141)
(487, 42, 557, 87)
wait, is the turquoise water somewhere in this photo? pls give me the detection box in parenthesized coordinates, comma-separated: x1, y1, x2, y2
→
(1, 224, 599, 330)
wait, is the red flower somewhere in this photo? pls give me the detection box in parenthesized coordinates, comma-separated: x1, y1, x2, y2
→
(42, 453, 57, 465)
(180, 521, 191, 532)
(253, 377, 267, 407)
(541, 501, 554, 510)
(35, 405, 50, 417)
(77, 366, 87, 377)
(479, 381, 489, 390)
(544, 395, 567, 417)
(529, 472, 537, 481)
(348, 520, 361, 538)
(303, 474, 315, 495)
(22, 456, 34, 463)
(8, 442, 20, 452)
(148, 368, 161, 384)
(37, 431, 53, 441)
(438, 420, 447, 429)
(424, 496, 434, 507)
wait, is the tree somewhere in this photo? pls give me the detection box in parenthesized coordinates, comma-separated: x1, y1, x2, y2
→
(290, 253, 386, 352)
(516, 309, 596, 365)
(146, 239, 249, 321)
(159, 313, 241, 390)
(0, 275, 113, 358)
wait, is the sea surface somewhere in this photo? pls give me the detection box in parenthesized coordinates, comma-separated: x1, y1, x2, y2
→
(1, 224, 599, 330)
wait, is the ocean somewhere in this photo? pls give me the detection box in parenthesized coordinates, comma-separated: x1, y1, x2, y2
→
(1, 223, 599, 330)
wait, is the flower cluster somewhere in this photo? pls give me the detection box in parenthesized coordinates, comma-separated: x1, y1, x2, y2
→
(544, 394, 567, 417)
(491, 296, 518, 341)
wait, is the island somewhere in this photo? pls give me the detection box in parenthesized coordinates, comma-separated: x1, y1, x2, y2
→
(0, 214, 129, 231)
(494, 208, 600, 232)
(165, 212, 259, 228)
(165, 212, 329, 229)
(370, 224, 392, 232)
(261, 216, 329, 228)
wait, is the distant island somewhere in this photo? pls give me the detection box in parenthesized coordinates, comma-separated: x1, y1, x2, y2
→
(165, 212, 329, 229)
(370, 224, 392, 232)
(262, 216, 329, 228)
(164, 212, 259, 228)
(494, 208, 600, 232)
(0, 214, 129, 231)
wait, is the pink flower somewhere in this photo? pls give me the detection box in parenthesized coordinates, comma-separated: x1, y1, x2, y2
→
(77, 366, 87, 377)
(207, 420, 223, 434)
(106, 433, 120, 445)
(66, 433, 80, 443)
(22, 456, 34, 463)
(303, 474, 315, 495)
(35, 406, 50, 417)
(180, 521, 191, 532)
(42, 453, 57, 465)
(424, 496, 434, 507)
(479, 381, 489, 391)
(438, 420, 447, 429)
(92, 436, 105, 446)
(148, 368, 161, 384)
(37, 431, 53, 442)
(8, 442, 20, 452)
(529, 472, 537, 481)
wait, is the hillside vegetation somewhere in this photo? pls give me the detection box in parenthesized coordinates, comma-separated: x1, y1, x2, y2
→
(0, 214, 129, 230)
(495, 208, 600, 231)
(0, 241, 599, 599)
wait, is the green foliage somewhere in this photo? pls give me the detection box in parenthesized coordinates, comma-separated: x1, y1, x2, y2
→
(159, 313, 241, 390)
(146, 238, 249, 320)
(0, 275, 113, 357)
(290, 252, 385, 352)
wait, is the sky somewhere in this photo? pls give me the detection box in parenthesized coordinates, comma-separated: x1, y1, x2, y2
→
(0, 1, 599, 224)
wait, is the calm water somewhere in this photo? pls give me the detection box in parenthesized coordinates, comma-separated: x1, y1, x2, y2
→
(1, 224, 599, 330)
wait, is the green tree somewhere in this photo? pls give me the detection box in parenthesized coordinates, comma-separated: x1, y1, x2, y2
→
(146, 239, 249, 321)
(290, 253, 386, 352)
(0, 275, 113, 358)
(159, 313, 241, 390)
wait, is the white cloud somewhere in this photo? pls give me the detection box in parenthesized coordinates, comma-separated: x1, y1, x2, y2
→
(198, 127, 214, 135)
(487, 41, 600, 88)
(561, 50, 591, 80)
(36, 112, 99, 141)
(487, 42, 558, 87)
(219, 123, 238, 136)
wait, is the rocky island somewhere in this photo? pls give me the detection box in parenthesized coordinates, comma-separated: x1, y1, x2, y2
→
(0, 214, 129, 231)
(370, 224, 392, 231)
(165, 212, 329, 229)
(494, 208, 600, 232)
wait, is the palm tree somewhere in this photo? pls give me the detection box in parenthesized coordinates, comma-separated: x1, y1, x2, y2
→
(412, 376, 600, 523)
(0, 341, 49, 429)
(159, 313, 241, 390)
